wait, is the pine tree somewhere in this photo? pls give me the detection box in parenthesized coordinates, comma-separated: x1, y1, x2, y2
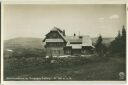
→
(121, 26, 126, 41)
(95, 35, 106, 56)
(109, 25, 126, 56)
(121, 26, 126, 56)
(116, 31, 121, 40)
(110, 30, 121, 54)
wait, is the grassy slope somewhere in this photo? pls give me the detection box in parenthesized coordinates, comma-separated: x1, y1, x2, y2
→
(4, 56, 126, 81)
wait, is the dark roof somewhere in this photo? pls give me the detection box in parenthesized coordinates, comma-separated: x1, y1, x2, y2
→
(64, 35, 93, 47)
(82, 36, 93, 46)
(43, 27, 66, 42)
(51, 26, 63, 33)
(43, 27, 94, 47)
(64, 36, 82, 43)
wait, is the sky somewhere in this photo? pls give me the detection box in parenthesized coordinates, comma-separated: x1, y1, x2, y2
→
(4, 4, 126, 40)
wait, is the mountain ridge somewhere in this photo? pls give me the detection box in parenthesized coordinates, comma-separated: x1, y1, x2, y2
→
(4, 37, 114, 50)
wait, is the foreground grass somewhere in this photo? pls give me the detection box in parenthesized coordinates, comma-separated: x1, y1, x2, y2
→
(4, 55, 126, 81)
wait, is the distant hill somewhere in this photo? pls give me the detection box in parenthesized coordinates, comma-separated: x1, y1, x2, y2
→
(4, 37, 114, 50)
(91, 37, 114, 46)
(4, 37, 45, 50)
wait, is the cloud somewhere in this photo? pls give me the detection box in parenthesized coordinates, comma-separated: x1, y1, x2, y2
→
(109, 14, 119, 19)
(98, 17, 105, 22)
(99, 18, 104, 20)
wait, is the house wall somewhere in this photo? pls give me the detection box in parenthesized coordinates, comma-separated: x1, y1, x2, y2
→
(46, 47, 64, 56)
(72, 49, 81, 55)
(64, 47, 72, 55)
(45, 45, 94, 56)
(63, 47, 94, 55)
(45, 42, 66, 56)
(44, 30, 66, 56)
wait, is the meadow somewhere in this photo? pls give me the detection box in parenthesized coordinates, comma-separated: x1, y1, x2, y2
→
(4, 54, 126, 81)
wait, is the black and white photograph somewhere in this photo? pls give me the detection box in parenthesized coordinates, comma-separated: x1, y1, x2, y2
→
(3, 4, 126, 81)
(0, 1, 1, 84)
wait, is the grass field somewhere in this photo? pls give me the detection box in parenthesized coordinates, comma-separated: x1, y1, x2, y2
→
(4, 55, 126, 81)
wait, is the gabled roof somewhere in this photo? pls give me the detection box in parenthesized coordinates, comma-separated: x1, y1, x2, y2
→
(43, 27, 94, 47)
(51, 26, 63, 33)
(64, 36, 82, 43)
(82, 36, 93, 46)
(43, 27, 66, 42)
(65, 35, 93, 47)
(64, 36, 92, 45)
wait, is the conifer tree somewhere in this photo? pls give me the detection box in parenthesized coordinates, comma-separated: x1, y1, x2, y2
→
(121, 26, 126, 56)
(109, 25, 126, 56)
(95, 35, 106, 56)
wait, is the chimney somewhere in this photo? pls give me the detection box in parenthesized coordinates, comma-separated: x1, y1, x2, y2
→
(63, 30, 65, 36)
(74, 33, 76, 36)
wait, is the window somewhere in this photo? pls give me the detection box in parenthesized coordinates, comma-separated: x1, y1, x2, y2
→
(82, 50, 86, 54)
(66, 50, 70, 54)
(52, 50, 60, 54)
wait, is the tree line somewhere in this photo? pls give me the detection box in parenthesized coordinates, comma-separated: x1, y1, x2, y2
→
(95, 25, 126, 57)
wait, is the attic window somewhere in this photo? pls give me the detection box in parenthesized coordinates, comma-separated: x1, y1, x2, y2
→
(70, 42, 82, 44)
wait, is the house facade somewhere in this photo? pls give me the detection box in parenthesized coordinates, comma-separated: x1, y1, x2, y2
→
(43, 27, 94, 57)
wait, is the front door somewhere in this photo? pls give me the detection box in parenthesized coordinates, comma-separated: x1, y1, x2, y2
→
(72, 49, 81, 55)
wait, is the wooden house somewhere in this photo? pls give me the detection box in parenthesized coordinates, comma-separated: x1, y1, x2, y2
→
(43, 27, 94, 57)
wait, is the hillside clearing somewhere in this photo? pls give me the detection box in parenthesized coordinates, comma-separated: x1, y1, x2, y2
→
(4, 56, 126, 81)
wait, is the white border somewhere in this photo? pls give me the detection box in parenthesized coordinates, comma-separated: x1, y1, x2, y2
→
(1, 0, 128, 85)
(3, 81, 127, 85)
(2, 0, 128, 4)
(1, 1, 4, 85)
